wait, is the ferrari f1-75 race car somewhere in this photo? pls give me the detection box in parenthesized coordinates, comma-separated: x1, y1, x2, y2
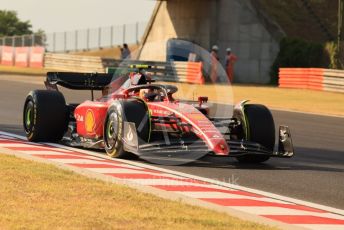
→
(23, 65, 294, 164)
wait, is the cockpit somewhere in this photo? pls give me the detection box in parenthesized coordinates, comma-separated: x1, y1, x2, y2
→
(102, 64, 178, 103)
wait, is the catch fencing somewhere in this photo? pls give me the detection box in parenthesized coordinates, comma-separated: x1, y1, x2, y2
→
(0, 22, 147, 53)
(279, 68, 344, 93)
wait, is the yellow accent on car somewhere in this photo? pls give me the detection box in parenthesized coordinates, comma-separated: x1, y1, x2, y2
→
(129, 64, 150, 69)
(85, 109, 95, 133)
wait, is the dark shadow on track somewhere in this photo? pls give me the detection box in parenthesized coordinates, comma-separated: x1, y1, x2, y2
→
(152, 145, 344, 172)
(2, 123, 343, 173)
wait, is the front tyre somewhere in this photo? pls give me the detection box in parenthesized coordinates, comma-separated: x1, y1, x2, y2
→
(236, 104, 275, 163)
(104, 99, 150, 158)
(23, 90, 68, 142)
(104, 107, 125, 158)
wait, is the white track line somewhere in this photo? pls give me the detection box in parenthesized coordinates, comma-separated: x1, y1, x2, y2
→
(176, 191, 291, 204)
(0, 131, 26, 140)
(0, 143, 39, 147)
(124, 178, 207, 186)
(87, 168, 148, 174)
(295, 225, 344, 230)
(230, 207, 344, 220)
(0, 135, 16, 139)
(18, 150, 73, 155)
(49, 159, 107, 164)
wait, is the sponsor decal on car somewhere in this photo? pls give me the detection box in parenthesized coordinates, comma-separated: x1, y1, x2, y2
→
(85, 109, 96, 133)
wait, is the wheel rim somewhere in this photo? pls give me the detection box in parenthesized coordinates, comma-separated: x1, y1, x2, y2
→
(26, 108, 32, 126)
(24, 101, 34, 133)
(105, 112, 118, 149)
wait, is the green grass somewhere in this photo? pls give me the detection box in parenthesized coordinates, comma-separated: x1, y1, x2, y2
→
(0, 154, 276, 230)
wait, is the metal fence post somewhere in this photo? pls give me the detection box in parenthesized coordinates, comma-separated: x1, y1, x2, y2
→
(12, 36, 15, 47)
(136, 22, 139, 44)
(123, 24, 126, 44)
(22, 35, 25, 47)
(110, 25, 114, 47)
(75, 30, 78, 51)
(32, 34, 35, 46)
(53, 32, 56, 52)
(43, 34, 47, 51)
(86, 28, 90, 50)
(64, 31, 67, 52)
(98, 27, 102, 49)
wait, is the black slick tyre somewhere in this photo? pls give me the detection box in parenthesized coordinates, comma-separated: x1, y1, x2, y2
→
(23, 90, 68, 142)
(236, 104, 275, 163)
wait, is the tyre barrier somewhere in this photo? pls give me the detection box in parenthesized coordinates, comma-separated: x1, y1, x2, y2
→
(279, 68, 344, 93)
(173, 61, 205, 84)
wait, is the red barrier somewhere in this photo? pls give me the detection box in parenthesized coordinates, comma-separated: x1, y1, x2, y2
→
(14, 47, 30, 67)
(186, 62, 205, 84)
(0, 46, 14, 66)
(279, 68, 324, 91)
(29, 46, 45, 68)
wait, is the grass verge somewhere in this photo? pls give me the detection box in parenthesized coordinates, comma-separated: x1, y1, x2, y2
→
(171, 83, 344, 117)
(72, 45, 139, 59)
(0, 154, 275, 230)
(0, 65, 46, 76)
(232, 85, 344, 116)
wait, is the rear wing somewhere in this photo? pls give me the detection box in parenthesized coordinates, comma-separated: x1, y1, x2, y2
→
(46, 72, 115, 90)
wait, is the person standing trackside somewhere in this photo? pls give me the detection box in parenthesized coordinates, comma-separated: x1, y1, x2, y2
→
(210, 45, 219, 83)
(225, 48, 237, 83)
(121, 43, 131, 60)
(119, 45, 124, 59)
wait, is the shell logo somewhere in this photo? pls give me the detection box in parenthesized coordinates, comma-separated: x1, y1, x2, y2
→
(126, 125, 133, 141)
(85, 109, 95, 133)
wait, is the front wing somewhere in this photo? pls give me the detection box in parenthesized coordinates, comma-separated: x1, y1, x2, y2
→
(122, 122, 294, 158)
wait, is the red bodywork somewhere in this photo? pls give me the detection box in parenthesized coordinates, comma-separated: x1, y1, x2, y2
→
(74, 78, 229, 155)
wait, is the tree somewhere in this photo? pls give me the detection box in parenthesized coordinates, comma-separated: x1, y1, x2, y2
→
(0, 10, 32, 36)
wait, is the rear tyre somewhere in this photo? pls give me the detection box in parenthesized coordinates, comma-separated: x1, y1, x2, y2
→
(23, 90, 68, 142)
(104, 99, 150, 158)
(236, 104, 275, 163)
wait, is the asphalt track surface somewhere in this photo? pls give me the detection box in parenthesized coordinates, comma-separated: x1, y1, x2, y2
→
(1, 75, 343, 209)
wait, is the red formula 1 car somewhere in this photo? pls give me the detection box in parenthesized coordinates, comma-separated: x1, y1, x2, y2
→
(23, 66, 294, 164)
